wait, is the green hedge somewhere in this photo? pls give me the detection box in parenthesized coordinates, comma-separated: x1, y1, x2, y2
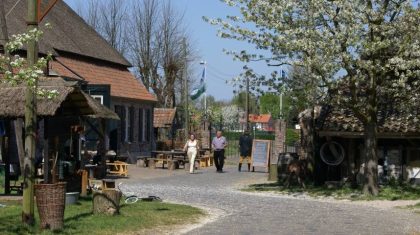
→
(286, 128, 300, 145)
(224, 131, 275, 141)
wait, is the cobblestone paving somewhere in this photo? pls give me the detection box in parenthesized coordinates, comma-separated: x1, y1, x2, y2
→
(120, 166, 420, 235)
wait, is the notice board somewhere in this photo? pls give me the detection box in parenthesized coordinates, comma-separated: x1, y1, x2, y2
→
(251, 139, 271, 169)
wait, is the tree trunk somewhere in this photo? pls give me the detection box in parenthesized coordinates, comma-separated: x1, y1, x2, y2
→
(363, 121, 379, 196)
(93, 189, 122, 215)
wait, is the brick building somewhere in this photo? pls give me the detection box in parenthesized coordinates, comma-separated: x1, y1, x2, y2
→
(4, 1, 157, 160)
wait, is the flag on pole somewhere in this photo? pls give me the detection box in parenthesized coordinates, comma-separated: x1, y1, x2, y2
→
(190, 68, 206, 100)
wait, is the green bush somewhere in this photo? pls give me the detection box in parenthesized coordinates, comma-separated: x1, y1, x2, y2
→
(286, 128, 299, 145)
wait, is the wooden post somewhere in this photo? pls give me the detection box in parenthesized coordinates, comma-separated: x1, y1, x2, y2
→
(22, 0, 39, 225)
(80, 170, 88, 197)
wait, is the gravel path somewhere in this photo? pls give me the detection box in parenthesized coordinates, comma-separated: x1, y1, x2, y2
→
(120, 165, 420, 235)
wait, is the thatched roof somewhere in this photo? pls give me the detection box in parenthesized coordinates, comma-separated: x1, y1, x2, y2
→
(154, 108, 176, 128)
(299, 105, 420, 136)
(4, 0, 130, 66)
(318, 106, 420, 134)
(0, 78, 119, 119)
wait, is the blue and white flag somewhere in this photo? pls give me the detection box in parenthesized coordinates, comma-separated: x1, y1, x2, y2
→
(190, 68, 206, 100)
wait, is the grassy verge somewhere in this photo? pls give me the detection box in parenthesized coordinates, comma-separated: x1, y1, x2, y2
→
(244, 182, 420, 201)
(0, 197, 204, 235)
(401, 202, 420, 213)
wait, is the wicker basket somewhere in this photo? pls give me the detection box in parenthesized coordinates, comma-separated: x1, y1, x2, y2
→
(35, 182, 67, 230)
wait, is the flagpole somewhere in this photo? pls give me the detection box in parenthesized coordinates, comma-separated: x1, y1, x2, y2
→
(200, 61, 207, 117)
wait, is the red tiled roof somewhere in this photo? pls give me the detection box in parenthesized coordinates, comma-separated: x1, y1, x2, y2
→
(154, 108, 176, 128)
(249, 114, 272, 123)
(50, 56, 157, 102)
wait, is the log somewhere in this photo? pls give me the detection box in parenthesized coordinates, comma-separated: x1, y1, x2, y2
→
(93, 189, 122, 215)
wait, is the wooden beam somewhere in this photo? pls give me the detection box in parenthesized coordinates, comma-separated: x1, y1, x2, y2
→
(37, 0, 60, 23)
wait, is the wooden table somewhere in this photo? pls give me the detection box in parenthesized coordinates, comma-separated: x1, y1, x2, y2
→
(152, 150, 187, 159)
(150, 150, 187, 169)
(106, 161, 129, 177)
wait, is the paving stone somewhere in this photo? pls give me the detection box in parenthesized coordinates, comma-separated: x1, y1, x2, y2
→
(119, 165, 420, 235)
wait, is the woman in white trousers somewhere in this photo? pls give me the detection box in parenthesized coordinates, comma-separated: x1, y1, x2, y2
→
(183, 134, 199, 174)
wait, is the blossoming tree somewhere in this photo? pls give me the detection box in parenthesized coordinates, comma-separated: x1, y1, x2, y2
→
(207, 0, 420, 195)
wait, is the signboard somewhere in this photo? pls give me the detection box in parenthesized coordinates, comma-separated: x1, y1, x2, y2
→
(251, 139, 271, 169)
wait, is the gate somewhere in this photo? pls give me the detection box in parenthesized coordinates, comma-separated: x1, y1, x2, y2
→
(222, 123, 275, 158)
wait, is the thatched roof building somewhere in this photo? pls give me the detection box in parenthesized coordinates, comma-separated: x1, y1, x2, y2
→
(3, 0, 130, 66)
(0, 78, 119, 119)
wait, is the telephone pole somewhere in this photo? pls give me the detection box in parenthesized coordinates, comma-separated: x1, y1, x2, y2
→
(22, 0, 38, 225)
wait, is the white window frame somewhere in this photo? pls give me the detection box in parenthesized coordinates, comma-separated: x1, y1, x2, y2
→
(91, 95, 103, 105)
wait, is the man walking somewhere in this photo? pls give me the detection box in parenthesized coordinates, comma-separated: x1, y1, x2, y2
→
(212, 130, 227, 173)
(239, 130, 253, 172)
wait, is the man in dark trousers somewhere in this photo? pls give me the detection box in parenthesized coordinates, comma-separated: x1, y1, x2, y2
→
(239, 130, 253, 172)
(212, 130, 227, 173)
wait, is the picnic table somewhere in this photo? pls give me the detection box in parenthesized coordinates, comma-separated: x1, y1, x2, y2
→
(152, 150, 187, 159)
(106, 161, 129, 177)
(148, 150, 186, 170)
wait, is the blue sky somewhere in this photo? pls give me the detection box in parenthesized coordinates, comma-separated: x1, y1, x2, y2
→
(64, 0, 273, 101)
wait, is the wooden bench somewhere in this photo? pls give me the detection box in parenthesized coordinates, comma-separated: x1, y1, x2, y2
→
(147, 158, 179, 170)
(197, 155, 212, 168)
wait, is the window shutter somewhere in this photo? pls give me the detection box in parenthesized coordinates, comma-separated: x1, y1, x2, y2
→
(121, 106, 126, 142)
(129, 106, 135, 142)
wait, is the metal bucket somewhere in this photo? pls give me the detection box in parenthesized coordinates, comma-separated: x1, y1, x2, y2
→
(65, 192, 80, 205)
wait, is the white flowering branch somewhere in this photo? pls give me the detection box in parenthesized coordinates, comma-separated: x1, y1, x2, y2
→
(0, 23, 58, 99)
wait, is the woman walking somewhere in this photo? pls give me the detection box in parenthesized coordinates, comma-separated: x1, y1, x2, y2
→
(183, 134, 199, 174)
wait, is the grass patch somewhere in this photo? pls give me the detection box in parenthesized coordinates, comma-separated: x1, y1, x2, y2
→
(401, 202, 420, 214)
(0, 197, 204, 235)
(245, 182, 420, 201)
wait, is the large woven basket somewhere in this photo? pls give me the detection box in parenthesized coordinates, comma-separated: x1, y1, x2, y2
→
(35, 182, 67, 230)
